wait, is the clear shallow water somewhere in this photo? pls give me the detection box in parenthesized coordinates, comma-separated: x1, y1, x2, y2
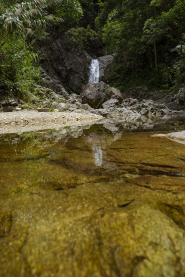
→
(1, 120, 185, 276)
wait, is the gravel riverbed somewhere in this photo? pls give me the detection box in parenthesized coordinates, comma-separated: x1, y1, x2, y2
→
(0, 110, 103, 134)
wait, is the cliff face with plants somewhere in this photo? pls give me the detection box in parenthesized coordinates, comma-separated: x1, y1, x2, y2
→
(0, 0, 84, 96)
(0, 0, 185, 100)
(37, 20, 104, 94)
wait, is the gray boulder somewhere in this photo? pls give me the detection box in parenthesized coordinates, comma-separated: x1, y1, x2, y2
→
(122, 98, 139, 107)
(141, 108, 149, 115)
(81, 82, 109, 109)
(106, 87, 123, 102)
(102, 98, 120, 110)
(3, 106, 15, 112)
(1, 99, 18, 107)
(81, 81, 123, 109)
(175, 87, 185, 105)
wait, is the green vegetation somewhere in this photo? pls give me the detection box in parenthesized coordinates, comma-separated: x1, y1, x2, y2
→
(67, 25, 99, 49)
(0, 0, 185, 96)
(78, 0, 100, 28)
(96, 0, 185, 89)
(0, 0, 83, 95)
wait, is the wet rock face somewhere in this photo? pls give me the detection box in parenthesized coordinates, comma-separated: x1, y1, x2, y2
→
(41, 68, 69, 98)
(37, 22, 92, 94)
(98, 55, 114, 80)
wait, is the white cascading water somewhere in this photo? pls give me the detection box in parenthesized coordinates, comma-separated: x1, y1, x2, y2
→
(89, 59, 99, 83)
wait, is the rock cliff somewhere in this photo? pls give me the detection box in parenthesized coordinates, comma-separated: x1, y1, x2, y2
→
(37, 20, 93, 94)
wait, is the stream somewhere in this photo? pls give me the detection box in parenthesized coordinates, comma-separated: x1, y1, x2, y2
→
(1, 118, 185, 276)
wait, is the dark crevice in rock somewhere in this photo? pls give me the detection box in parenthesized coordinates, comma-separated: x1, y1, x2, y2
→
(140, 162, 179, 169)
(117, 200, 135, 208)
(165, 203, 184, 216)
(97, 200, 135, 211)
(158, 203, 185, 230)
(132, 182, 157, 191)
(131, 179, 185, 193)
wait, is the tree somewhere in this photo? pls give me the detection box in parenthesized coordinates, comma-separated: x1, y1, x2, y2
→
(0, 0, 83, 93)
(97, 0, 185, 87)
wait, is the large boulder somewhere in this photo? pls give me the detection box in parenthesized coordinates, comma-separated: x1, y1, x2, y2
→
(81, 82, 108, 109)
(106, 87, 123, 102)
(81, 81, 123, 109)
(1, 98, 18, 107)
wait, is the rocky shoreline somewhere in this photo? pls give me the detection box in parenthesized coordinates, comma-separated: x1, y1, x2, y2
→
(1, 81, 185, 135)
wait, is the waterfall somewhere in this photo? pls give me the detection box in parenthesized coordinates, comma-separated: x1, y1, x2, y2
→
(89, 59, 99, 83)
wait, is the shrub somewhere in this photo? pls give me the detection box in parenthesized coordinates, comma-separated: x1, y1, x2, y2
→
(67, 25, 99, 49)
(0, 36, 41, 94)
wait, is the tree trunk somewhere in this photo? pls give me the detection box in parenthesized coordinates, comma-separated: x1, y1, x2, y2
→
(154, 39, 158, 71)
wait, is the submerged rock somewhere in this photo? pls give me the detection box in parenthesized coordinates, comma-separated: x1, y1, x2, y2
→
(1, 126, 185, 275)
(0, 209, 12, 237)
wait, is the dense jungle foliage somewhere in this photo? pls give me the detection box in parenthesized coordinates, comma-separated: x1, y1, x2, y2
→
(0, 0, 83, 93)
(96, 0, 185, 89)
(0, 0, 185, 94)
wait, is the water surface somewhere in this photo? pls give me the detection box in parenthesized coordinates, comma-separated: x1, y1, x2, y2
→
(1, 121, 185, 276)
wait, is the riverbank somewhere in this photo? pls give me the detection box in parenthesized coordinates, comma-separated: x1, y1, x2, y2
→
(152, 130, 185, 145)
(1, 82, 185, 135)
(0, 110, 102, 134)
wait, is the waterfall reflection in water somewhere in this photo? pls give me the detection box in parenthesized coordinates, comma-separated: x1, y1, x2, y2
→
(92, 146, 102, 167)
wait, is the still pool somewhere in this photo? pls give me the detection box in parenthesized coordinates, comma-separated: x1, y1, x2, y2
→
(1, 121, 185, 277)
